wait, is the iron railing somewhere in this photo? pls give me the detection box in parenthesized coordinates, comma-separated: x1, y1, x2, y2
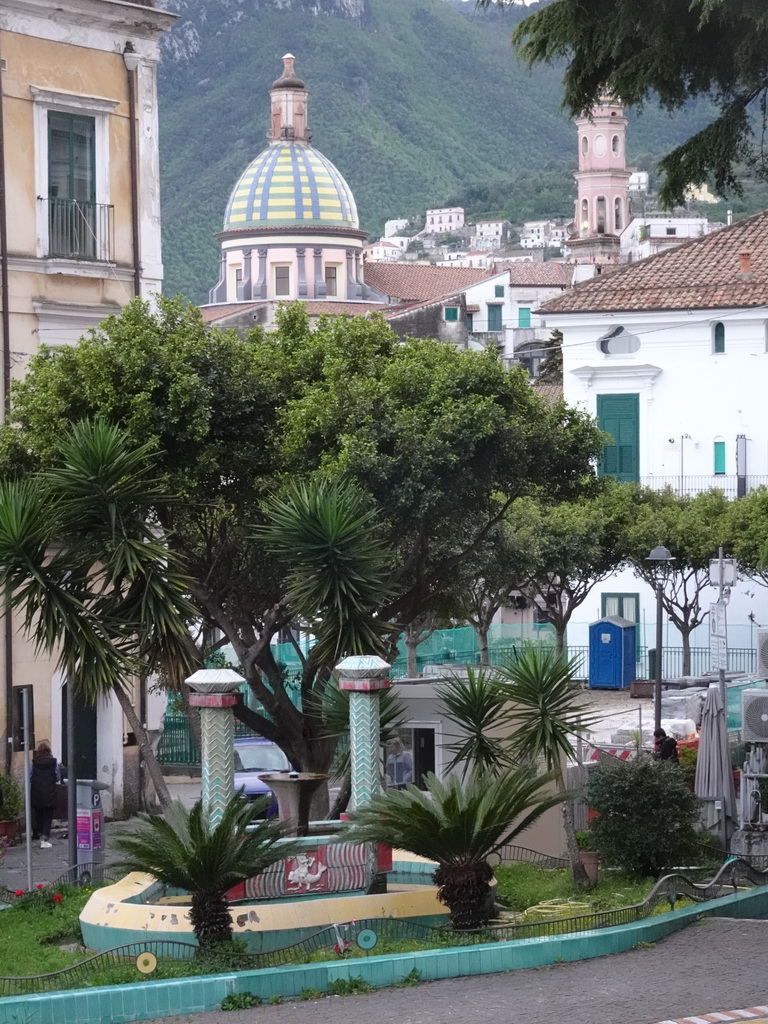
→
(42, 197, 114, 262)
(0, 858, 764, 995)
(640, 475, 768, 499)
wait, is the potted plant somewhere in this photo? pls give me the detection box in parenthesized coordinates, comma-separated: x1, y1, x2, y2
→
(575, 829, 599, 887)
(0, 773, 23, 839)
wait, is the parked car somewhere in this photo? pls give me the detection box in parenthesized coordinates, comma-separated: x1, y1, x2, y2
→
(233, 737, 292, 816)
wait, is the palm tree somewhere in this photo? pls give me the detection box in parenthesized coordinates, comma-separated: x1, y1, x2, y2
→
(497, 645, 596, 888)
(0, 419, 197, 807)
(437, 666, 513, 777)
(113, 793, 298, 948)
(343, 766, 564, 929)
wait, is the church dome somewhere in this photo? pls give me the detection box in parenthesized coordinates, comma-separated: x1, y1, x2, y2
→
(223, 140, 359, 232)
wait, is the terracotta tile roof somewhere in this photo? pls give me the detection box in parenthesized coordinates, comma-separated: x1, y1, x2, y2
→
(364, 263, 492, 302)
(539, 210, 768, 314)
(532, 379, 563, 405)
(495, 262, 574, 287)
(199, 300, 385, 323)
(199, 302, 264, 323)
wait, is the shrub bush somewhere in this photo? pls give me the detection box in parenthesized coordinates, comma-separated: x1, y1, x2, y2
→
(588, 758, 700, 877)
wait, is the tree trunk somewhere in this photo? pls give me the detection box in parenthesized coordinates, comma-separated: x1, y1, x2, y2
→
(329, 771, 351, 819)
(554, 625, 566, 658)
(478, 626, 489, 666)
(558, 775, 591, 889)
(434, 861, 494, 930)
(406, 635, 418, 677)
(114, 686, 172, 810)
(191, 891, 233, 948)
(681, 628, 692, 676)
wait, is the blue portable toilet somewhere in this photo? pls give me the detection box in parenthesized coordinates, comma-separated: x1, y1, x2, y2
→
(589, 616, 636, 689)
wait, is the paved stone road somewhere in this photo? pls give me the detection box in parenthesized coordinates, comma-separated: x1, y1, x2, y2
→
(141, 917, 768, 1024)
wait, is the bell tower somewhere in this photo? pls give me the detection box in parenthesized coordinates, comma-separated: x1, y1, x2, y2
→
(569, 96, 631, 267)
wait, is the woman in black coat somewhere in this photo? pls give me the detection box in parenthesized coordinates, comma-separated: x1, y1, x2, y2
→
(30, 740, 58, 848)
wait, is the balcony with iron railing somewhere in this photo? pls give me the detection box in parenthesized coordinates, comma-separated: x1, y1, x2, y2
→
(41, 197, 114, 263)
(640, 475, 768, 498)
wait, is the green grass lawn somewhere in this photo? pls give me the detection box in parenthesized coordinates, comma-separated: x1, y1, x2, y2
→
(0, 885, 92, 977)
(493, 862, 676, 920)
(0, 866, 694, 992)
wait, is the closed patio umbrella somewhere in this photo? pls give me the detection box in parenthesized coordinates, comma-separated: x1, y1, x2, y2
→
(694, 683, 736, 837)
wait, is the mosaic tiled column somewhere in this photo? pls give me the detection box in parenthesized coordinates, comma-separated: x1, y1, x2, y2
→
(336, 656, 391, 811)
(186, 668, 244, 828)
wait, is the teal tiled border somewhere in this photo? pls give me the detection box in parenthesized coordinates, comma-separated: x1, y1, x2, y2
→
(4, 886, 768, 1024)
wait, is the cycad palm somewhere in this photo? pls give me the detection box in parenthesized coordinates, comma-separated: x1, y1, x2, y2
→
(497, 645, 596, 888)
(113, 794, 297, 947)
(343, 766, 563, 929)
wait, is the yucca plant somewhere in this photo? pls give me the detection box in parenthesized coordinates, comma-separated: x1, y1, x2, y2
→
(437, 666, 512, 777)
(497, 645, 596, 888)
(343, 766, 564, 929)
(113, 794, 299, 948)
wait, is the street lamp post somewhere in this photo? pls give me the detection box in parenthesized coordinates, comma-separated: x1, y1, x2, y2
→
(646, 546, 674, 733)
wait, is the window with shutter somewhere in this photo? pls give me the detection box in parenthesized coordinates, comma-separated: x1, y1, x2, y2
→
(596, 394, 639, 482)
(487, 305, 502, 332)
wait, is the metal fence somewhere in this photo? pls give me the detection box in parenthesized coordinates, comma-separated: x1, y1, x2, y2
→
(1, 858, 764, 995)
(43, 197, 114, 262)
(567, 644, 757, 682)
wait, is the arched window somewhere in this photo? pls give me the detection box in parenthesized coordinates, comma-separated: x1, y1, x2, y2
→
(596, 196, 606, 234)
(580, 198, 589, 235)
(581, 136, 588, 156)
(612, 135, 620, 156)
(598, 326, 640, 354)
(713, 322, 725, 353)
(614, 197, 623, 231)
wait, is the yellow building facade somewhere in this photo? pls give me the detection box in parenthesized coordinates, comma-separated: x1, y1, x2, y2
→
(0, 0, 175, 812)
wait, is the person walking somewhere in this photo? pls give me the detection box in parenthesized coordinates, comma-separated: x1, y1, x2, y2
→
(30, 740, 58, 848)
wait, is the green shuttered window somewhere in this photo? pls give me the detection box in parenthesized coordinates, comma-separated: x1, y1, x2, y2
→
(596, 393, 640, 482)
(714, 440, 726, 475)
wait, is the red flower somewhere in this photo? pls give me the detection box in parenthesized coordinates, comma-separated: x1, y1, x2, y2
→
(36, 884, 44, 890)
(333, 941, 350, 954)
(14, 890, 23, 897)
(52, 894, 63, 904)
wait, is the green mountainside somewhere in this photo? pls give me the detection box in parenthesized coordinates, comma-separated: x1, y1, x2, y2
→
(157, 0, 718, 302)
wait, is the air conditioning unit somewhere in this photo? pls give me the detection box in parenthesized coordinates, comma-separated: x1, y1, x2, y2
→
(742, 690, 768, 742)
(757, 629, 768, 680)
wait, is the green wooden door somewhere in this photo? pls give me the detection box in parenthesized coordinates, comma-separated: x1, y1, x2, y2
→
(597, 393, 639, 482)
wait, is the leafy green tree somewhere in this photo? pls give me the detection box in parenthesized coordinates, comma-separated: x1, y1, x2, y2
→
(456, 523, 532, 664)
(727, 486, 768, 588)
(518, 483, 633, 655)
(498, 646, 596, 888)
(625, 488, 733, 675)
(3, 297, 603, 776)
(344, 766, 564, 929)
(113, 794, 297, 947)
(588, 758, 700, 877)
(487, 0, 768, 206)
(0, 420, 196, 807)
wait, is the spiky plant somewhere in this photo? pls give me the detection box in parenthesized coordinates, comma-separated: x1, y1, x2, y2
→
(437, 667, 512, 777)
(343, 767, 564, 930)
(497, 645, 596, 888)
(113, 794, 299, 948)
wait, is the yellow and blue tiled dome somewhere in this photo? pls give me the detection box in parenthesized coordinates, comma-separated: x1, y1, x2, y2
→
(224, 141, 359, 231)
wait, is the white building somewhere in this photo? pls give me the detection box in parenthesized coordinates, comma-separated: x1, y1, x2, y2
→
(471, 219, 512, 249)
(364, 240, 403, 262)
(520, 220, 563, 249)
(628, 171, 650, 192)
(436, 250, 493, 269)
(424, 206, 465, 233)
(384, 218, 409, 237)
(621, 217, 715, 263)
(539, 210, 768, 651)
